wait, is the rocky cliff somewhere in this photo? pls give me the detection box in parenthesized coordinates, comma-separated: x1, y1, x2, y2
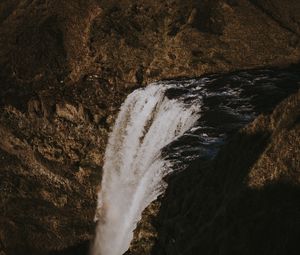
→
(0, 0, 300, 254)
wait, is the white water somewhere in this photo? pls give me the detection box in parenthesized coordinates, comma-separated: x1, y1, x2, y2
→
(92, 83, 200, 255)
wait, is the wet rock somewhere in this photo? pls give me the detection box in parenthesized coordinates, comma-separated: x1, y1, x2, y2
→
(106, 114, 115, 126)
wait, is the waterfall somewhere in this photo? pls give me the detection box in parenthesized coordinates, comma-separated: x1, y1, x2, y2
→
(91, 68, 300, 255)
(91, 83, 201, 255)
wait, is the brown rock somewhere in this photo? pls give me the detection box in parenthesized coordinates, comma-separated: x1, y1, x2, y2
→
(56, 102, 85, 123)
(0, 0, 300, 254)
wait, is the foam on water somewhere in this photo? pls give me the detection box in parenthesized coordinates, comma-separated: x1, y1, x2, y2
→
(92, 83, 200, 255)
(91, 68, 300, 255)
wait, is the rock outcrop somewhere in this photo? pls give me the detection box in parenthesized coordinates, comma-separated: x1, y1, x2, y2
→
(0, 0, 300, 254)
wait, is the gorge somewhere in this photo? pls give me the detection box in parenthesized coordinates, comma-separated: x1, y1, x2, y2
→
(0, 0, 300, 255)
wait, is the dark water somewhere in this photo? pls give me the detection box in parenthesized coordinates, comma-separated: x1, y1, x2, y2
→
(161, 67, 300, 171)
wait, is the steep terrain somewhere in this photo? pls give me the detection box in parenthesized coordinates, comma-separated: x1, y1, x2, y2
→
(0, 0, 300, 254)
(127, 86, 300, 255)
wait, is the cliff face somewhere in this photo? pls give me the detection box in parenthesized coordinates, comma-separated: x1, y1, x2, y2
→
(127, 86, 300, 255)
(0, 0, 300, 254)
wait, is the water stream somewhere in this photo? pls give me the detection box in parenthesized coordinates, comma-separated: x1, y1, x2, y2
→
(91, 68, 300, 255)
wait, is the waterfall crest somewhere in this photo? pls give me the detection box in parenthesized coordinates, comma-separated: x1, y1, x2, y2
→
(92, 83, 200, 255)
(91, 69, 300, 255)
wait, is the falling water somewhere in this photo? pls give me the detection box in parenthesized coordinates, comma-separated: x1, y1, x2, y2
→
(91, 68, 300, 255)
(92, 83, 201, 255)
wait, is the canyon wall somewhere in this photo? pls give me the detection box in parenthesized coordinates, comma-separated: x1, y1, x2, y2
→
(0, 0, 300, 254)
